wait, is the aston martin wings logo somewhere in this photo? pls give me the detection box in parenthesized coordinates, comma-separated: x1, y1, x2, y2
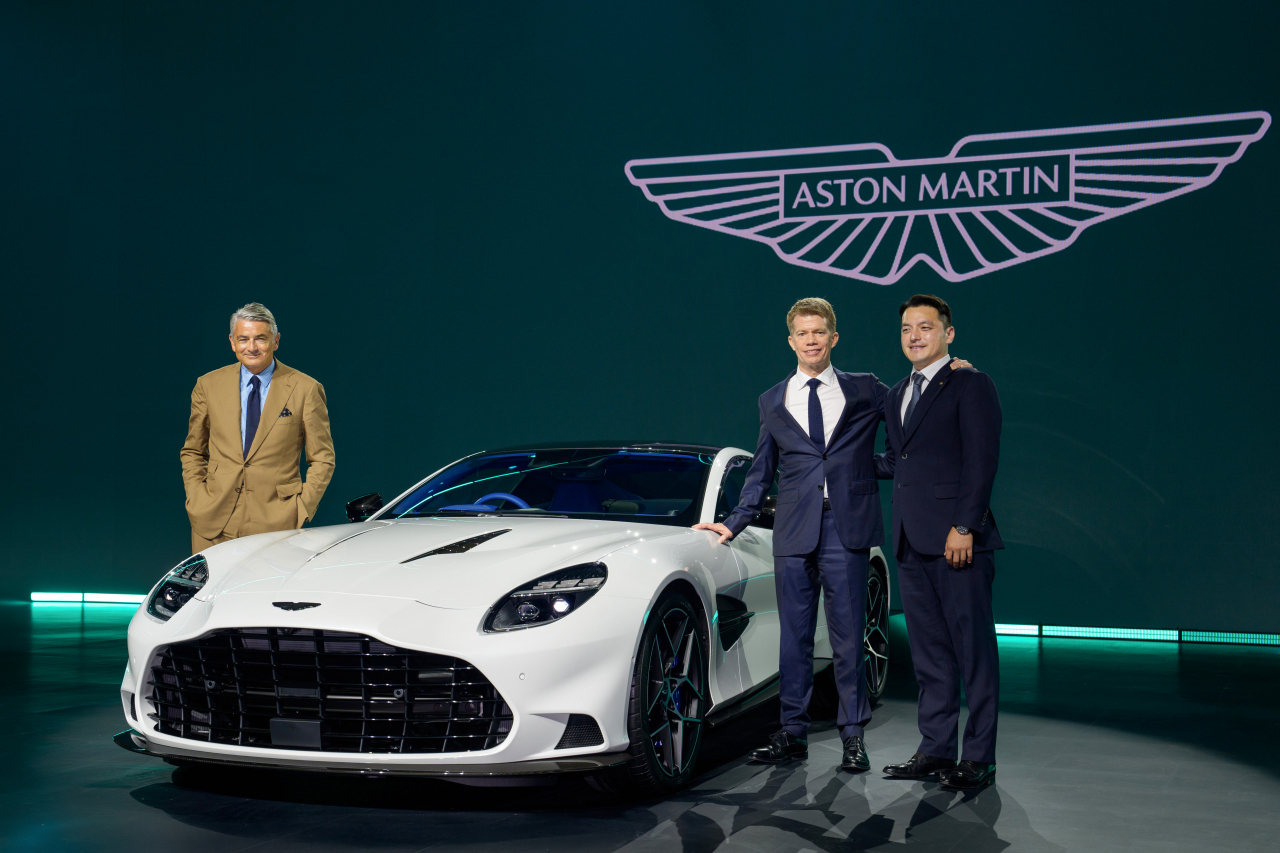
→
(626, 112, 1270, 284)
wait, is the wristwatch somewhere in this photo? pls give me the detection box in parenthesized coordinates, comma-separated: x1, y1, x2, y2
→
(954, 526, 971, 536)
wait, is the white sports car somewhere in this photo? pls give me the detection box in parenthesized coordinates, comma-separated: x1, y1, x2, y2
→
(116, 442, 890, 795)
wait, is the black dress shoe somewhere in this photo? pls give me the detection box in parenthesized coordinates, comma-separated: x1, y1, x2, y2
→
(750, 730, 808, 763)
(882, 751, 957, 779)
(939, 760, 996, 790)
(840, 736, 870, 772)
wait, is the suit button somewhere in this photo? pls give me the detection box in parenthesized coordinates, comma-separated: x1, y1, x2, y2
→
(902, 453, 908, 459)
(817, 486, 823, 491)
(897, 484, 904, 489)
(822, 454, 827, 460)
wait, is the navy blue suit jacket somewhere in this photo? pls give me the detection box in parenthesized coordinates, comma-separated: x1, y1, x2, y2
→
(725, 369, 891, 557)
(878, 358, 1003, 558)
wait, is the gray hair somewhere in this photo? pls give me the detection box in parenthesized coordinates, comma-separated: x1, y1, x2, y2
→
(229, 302, 279, 336)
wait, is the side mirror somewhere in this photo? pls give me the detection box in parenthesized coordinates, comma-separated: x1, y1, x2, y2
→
(346, 493, 383, 523)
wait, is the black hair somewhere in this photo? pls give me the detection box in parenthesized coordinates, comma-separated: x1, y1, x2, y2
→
(898, 294, 952, 328)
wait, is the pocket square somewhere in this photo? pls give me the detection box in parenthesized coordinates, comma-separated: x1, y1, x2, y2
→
(279, 408, 293, 417)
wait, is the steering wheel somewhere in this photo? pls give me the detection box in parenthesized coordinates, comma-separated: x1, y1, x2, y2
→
(474, 492, 530, 509)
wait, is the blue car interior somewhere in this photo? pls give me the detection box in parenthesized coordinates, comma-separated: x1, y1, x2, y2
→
(390, 449, 707, 522)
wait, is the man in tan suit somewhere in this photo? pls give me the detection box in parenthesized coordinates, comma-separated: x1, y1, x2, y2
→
(181, 303, 336, 553)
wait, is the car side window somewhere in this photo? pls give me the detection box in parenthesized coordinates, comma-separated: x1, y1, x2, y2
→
(714, 456, 780, 526)
(715, 457, 751, 523)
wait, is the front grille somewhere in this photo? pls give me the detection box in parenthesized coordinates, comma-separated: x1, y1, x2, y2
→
(147, 628, 513, 754)
(555, 714, 604, 749)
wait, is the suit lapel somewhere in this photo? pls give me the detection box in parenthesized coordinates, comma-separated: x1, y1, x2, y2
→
(886, 378, 907, 447)
(902, 357, 955, 444)
(245, 361, 296, 461)
(771, 371, 822, 452)
(216, 364, 243, 446)
(826, 371, 859, 445)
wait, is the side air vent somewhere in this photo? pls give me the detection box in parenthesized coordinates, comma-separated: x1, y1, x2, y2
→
(555, 714, 604, 749)
(131, 692, 139, 722)
(401, 529, 511, 563)
(716, 594, 756, 651)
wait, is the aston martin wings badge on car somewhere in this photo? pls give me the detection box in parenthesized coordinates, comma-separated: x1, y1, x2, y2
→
(625, 111, 1270, 284)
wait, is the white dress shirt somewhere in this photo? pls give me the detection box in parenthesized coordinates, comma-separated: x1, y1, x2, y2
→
(785, 364, 846, 497)
(899, 355, 953, 424)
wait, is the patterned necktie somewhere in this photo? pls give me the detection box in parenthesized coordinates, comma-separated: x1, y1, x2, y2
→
(902, 372, 925, 427)
(244, 375, 262, 458)
(806, 377, 825, 449)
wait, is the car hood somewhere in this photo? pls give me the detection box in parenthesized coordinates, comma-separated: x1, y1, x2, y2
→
(198, 517, 676, 609)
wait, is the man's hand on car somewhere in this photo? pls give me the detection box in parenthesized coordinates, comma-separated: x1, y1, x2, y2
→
(692, 522, 734, 544)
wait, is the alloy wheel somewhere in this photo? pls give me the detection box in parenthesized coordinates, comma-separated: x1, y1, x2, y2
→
(643, 604, 705, 777)
(863, 562, 890, 700)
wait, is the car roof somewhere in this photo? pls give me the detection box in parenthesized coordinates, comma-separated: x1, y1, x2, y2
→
(486, 440, 724, 454)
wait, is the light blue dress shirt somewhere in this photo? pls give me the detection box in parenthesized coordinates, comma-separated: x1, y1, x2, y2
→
(240, 360, 276, 449)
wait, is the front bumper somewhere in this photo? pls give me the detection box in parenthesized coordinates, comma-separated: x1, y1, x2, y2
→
(122, 590, 647, 768)
(113, 729, 630, 786)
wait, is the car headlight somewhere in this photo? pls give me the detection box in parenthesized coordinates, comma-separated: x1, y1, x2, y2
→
(147, 555, 209, 621)
(483, 563, 607, 632)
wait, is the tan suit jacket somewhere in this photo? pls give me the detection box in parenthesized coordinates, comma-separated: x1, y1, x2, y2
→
(180, 360, 336, 541)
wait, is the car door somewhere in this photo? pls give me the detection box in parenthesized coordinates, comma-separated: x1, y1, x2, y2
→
(711, 456, 778, 695)
(719, 456, 831, 696)
(672, 526, 745, 705)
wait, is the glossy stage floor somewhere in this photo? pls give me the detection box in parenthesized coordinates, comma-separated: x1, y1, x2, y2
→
(2, 602, 1278, 853)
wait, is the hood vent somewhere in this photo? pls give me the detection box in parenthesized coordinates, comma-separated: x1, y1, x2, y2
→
(401, 529, 512, 563)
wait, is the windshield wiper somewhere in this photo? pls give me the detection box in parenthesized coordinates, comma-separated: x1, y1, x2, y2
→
(487, 511, 569, 518)
(429, 509, 569, 519)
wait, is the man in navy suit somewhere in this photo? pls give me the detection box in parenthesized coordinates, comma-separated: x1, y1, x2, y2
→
(695, 297, 965, 772)
(878, 294, 1003, 791)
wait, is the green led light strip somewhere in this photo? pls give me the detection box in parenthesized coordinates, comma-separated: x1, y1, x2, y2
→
(1181, 630, 1280, 646)
(994, 623, 1039, 636)
(994, 623, 1280, 647)
(30, 592, 146, 604)
(1043, 625, 1179, 641)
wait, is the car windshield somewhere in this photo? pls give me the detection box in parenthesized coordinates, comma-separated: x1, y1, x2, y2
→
(380, 449, 715, 527)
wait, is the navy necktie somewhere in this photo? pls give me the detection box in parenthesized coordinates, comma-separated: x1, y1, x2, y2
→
(244, 375, 262, 458)
(902, 372, 925, 427)
(806, 377, 825, 449)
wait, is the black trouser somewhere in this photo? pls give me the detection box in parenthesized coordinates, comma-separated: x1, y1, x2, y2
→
(897, 535, 999, 763)
(776, 507, 871, 741)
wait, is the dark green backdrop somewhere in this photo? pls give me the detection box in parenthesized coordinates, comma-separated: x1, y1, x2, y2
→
(1, 1, 1275, 630)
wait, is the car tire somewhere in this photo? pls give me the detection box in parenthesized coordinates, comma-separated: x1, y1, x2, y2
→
(586, 591, 708, 797)
(864, 557, 890, 702)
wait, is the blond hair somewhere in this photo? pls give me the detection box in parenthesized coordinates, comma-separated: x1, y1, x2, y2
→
(786, 297, 836, 335)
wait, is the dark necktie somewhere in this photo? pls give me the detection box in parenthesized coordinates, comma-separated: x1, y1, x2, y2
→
(902, 372, 925, 427)
(244, 375, 262, 458)
(806, 377, 825, 449)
